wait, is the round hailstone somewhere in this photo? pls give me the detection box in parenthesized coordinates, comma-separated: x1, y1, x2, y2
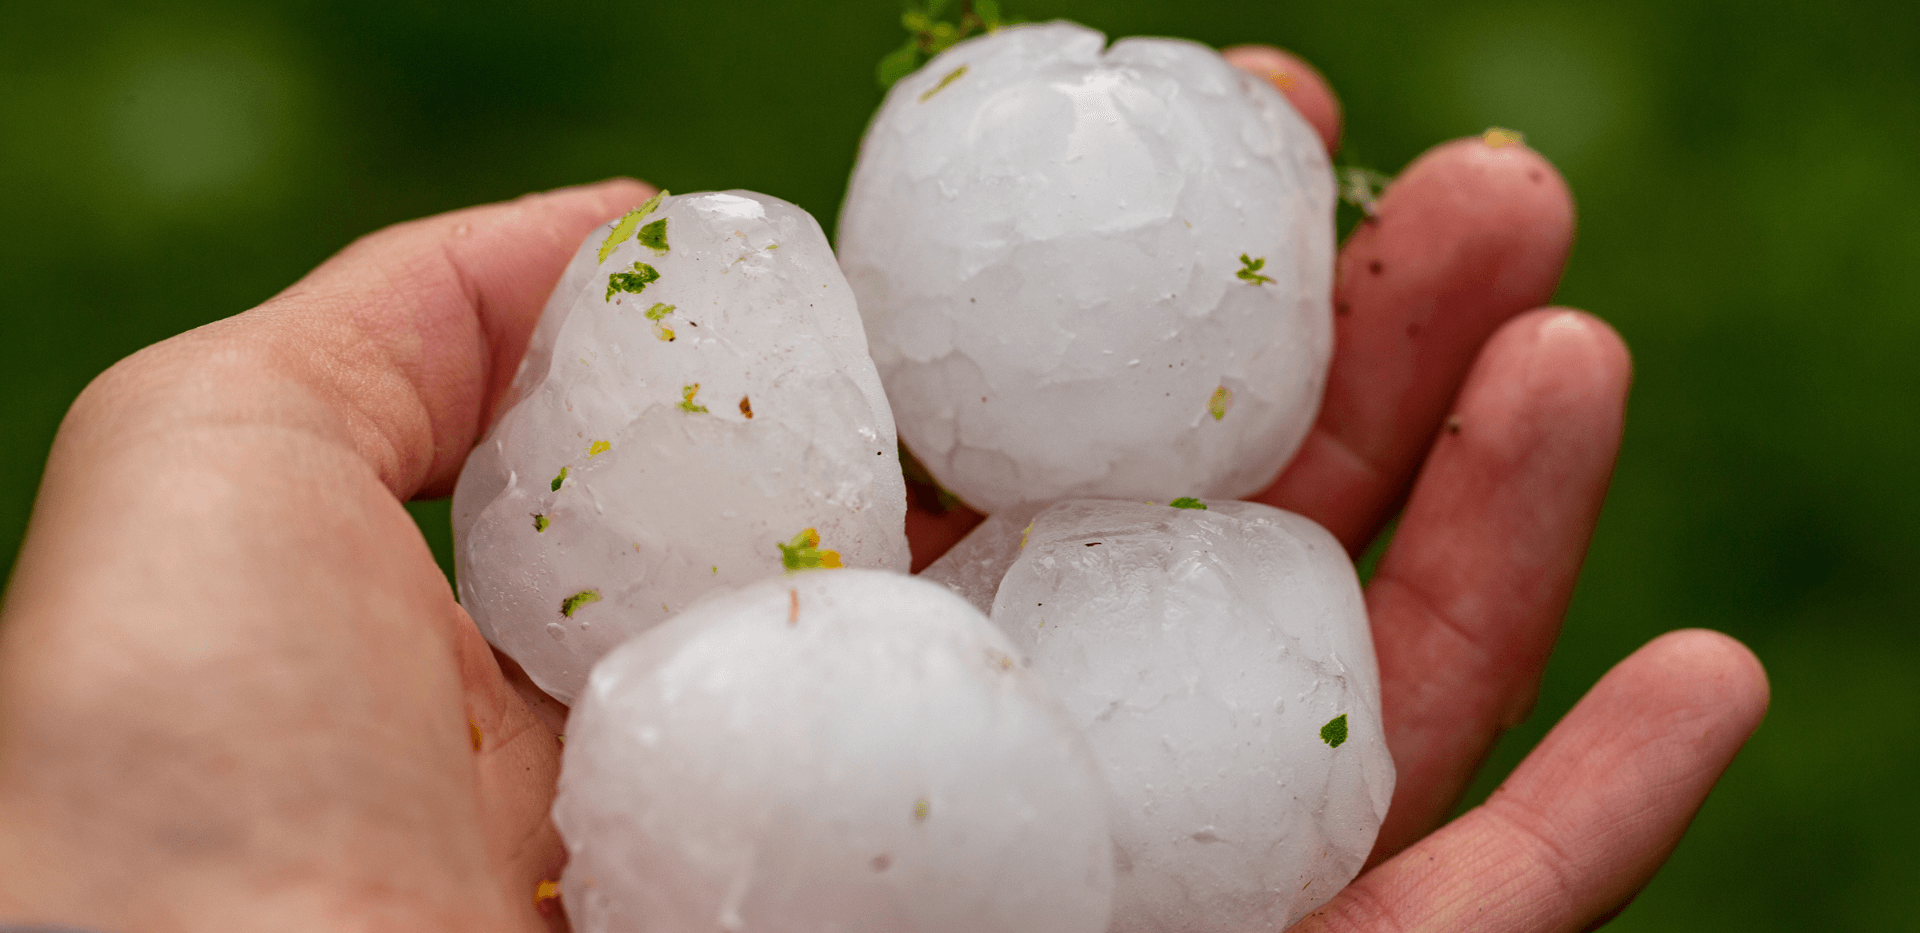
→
(839, 22, 1335, 515)
(452, 191, 909, 704)
(553, 569, 1115, 933)
(991, 499, 1393, 931)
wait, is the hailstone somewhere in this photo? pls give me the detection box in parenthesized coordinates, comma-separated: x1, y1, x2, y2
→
(452, 191, 909, 704)
(989, 498, 1393, 931)
(839, 21, 1335, 515)
(553, 569, 1115, 933)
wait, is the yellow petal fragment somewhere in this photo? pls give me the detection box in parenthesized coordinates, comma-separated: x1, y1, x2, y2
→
(588, 440, 611, 457)
(534, 879, 561, 904)
(1483, 127, 1526, 148)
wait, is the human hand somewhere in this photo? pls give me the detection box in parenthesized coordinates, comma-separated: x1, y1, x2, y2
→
(0, 42, 1767, 933)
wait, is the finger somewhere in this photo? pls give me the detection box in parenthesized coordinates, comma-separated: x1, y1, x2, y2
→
(1293, 629, 1769, 933)
(1222, 45, 1342, 153)
(260, 178, 657, 498)
(1362, 309, 1630, 861)
(1254, 135, 1576, 552)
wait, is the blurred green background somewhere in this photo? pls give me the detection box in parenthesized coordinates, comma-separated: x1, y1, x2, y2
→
(2, 0, 1914, 927)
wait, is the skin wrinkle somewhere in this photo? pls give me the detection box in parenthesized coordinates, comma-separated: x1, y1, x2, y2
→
(1473, 800, 1581, 929)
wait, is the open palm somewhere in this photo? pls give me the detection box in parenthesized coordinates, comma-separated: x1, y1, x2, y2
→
(0, 45, 1764, 933)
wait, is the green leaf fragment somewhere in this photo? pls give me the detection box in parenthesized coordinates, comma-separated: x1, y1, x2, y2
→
(778, 528, 843, 572)
(551, 466, 569, 491)
(1237, 254, 1274, 285)
(1169, 497, 1207, 510)
(919, 64, 968, 102)
(678, 383, 709, 413)
(598, 212, 644, 264)
(1320, 714, 1349, 748)
(594, 190, 668, 264)
(1208, 386, 1232, 421)
(635, 189, 667, 218)
(877, 1, 1014, 90)
(637, 218, 669, 254)
(644, 302, 675, 320)
(560, 589, 601, 618)
(606, 262, 660, 302)
(533, 513, 550, 532)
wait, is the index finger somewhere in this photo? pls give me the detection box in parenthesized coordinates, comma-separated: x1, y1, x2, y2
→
(1226, 49, 1578, 553)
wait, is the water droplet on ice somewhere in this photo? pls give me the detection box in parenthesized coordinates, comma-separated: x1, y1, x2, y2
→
(546, 622, 566, 641)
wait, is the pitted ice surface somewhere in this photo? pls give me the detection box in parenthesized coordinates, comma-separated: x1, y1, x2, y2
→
(838, 22, 1335, 514)
(992, 499, 1393, 931)
(553, 570, 1115, 933)
(452, 191, 909, 704)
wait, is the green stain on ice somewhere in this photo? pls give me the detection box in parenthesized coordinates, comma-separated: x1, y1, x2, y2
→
(551, 466, 569, 491)
(1169, 497, 1207, 510)
(1237, 253, 1274, 285)
(1321, 714, 1348, 748)
(678, 383, 709, 414)
(638, 217, 669, 255)
(606, 262, 660, 301)
(919, 64, 968, 102)
(560, 589, 601, 617)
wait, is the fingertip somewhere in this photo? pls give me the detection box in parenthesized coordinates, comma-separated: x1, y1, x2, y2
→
(1221, 44, 1343, 155)
(1406, 135, 1576, 239)
(1640, 628, 1772, 733)
(1491, 307, 1634, 409)
(547, 176, 659, 210)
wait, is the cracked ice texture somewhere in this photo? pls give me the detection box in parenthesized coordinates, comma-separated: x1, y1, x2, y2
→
(452, 191, 909, 704)
(554, 570, 1115, 933)
(992, 499, 1393, 931)
(839, 22, 1335, 515)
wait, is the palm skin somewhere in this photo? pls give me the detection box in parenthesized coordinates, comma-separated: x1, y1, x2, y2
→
(0, 47, 1765, 933)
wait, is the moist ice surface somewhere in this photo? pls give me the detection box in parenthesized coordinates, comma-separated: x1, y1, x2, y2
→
(553, 569, 1115, 933)
(839, 22, 1335, 514)
(452, 191, 909, 704)
(990, 499, 1393, 931)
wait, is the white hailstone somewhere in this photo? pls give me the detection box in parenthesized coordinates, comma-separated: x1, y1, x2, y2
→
(839, 21, 1335, 515)
(991, 498, 1394, 931)
(917, 502, 1043, 616)
(452, 191, 909, 704)
(553, 569, 1116, 933)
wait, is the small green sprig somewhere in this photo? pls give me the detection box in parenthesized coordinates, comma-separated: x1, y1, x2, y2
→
(877, 0, 1015, 89)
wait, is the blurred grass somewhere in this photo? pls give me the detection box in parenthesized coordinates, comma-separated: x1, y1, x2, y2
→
(3, 0, 1916, 928)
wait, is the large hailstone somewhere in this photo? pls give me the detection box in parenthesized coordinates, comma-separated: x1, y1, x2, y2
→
(452, 191, 909, 704)
(988, 499, 1393, 931)
(553, 569, 1115, 933)
(839, 22, 1335, 515)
